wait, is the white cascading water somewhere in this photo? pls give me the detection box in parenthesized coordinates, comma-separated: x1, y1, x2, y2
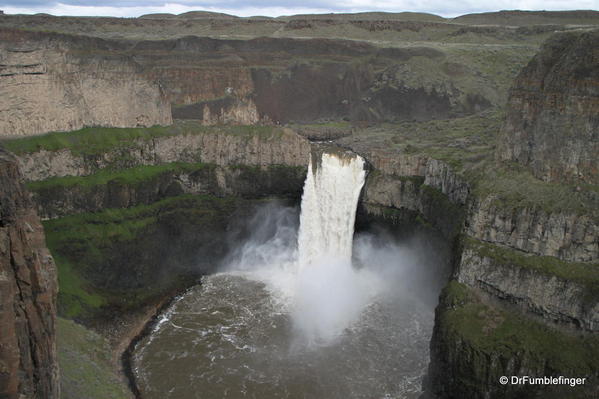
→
(213, 150, 377, 344)
(133, 149, 438, 398)
(297, 152, 366, 269)
(292, 151, 375, 344)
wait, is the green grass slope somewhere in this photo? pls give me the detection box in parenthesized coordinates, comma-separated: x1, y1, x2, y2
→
(58, 318, 131, 399)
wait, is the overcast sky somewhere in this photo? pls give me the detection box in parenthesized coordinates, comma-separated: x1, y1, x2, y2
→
(0, 0, 597, 18)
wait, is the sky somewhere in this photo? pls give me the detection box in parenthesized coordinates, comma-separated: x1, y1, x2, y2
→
(0, 0, 597, 18)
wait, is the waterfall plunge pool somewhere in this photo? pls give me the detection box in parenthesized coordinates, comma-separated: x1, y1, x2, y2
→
(132, 152, 449, 398)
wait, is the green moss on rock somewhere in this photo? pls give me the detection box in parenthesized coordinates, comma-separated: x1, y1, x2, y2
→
(430, 281, 599, 398)
(470, 163, 599, 217)
(420, 184, 465, 238)
(58, 318, 131, 399)
(44, 194, 243, 320)
(27, 162, 214, 192)
(464, 237, 599, 298)
(1, 121, 285, 156)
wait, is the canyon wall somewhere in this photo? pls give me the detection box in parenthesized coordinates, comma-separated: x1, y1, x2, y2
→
(16, 125, 309, 182)
(1, 18, 597, 399)
(496, 30, 599, 185)
(427, 30, 599, 398)
(3, 124, 310, 338)
(30, 163, 306, 220)
(0, 149, 58, 398)
(1, 28, 510, 135)
(359, 151, 467, 241)
(0, 30, 172, 138)
(467, 197, 598, 263)
(126, 35, 488, 125)
(428, 281, 597, 399)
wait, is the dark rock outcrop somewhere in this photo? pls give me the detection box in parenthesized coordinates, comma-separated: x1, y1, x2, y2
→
(0, 149, 58, 398)
(497, 30, 599, 184)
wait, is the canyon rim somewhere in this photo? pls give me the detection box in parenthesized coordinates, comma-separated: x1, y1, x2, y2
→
(0, 7, 598, 399)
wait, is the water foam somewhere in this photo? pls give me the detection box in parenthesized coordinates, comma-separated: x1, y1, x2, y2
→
(297, 152, 366, 268)
(224, 151, 381, 345)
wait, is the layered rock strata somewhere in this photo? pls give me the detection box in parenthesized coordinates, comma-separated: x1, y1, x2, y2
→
(16, 126, 309, 182)
(497, 30, 599, 184)
(29, 163, 306, 220)
(1, 28, 505, 134)
(467, 197, 598, 263)
(427, 29, 599, 398)
(0, 30, 172, 138)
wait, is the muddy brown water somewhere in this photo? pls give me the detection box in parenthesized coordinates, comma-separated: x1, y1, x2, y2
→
(133, 272, 432, 399)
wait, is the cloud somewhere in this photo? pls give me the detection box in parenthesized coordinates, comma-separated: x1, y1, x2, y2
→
(0, 0, 597, 18)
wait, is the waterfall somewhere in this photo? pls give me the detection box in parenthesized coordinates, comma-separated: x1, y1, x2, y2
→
(292, 151, 369, 344)
(297, 152, 366, 269)
(221, 149, 371, 344)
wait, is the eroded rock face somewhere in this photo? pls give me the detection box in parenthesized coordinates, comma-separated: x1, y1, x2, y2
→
(17, 127, 310, 181)
(0, 29, 172, 137)
(467, 197, 599, 262)
(497, 30, 599, 184)
(31, 164, 306, 219)
(0, 149, 58, 398)
(364, 150, 470, 205)
(426, 30, 599, 398)
(1, 28, 500, 132)
(427, 282, 598, 399)
(456, 246, 599, 332)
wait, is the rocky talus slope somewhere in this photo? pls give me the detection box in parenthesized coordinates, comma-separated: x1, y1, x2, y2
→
(0, 149, 58, 398)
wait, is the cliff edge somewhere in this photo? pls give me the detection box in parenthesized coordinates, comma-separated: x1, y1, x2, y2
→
(0, 148, 59, 398)
(0, 29, 172, 138)
(497, 29, 599, 184)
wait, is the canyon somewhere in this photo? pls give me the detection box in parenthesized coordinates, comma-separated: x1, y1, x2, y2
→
(0, 9, 597, 399)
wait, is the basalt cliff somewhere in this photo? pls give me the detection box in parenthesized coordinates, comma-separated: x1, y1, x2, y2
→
(0, 30, 172, 137)
(426, 30, 599, 399)
(0, 150, 58, 399)
(0, 9, 597, 399)
(497, 30, 599, 185)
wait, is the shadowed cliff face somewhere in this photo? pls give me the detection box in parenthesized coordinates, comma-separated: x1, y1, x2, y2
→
(3, 124, 310, 332)
(497, 30, 599, 184)
(134, 37, 481, 125)
(0, 149, 58, 399)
